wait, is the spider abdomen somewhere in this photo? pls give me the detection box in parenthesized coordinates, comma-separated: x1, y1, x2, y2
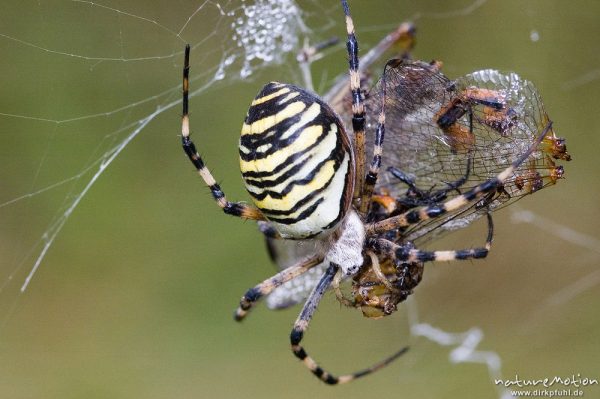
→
(239, 82, 354, 239)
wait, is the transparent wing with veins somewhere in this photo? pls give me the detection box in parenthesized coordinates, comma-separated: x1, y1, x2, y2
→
(362, 62, 569, 244)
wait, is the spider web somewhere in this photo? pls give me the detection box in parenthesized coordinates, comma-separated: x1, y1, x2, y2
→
(0, 1, 598, 398)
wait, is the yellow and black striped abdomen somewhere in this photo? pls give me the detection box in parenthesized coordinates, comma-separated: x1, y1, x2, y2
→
(240, 82, 354, 239)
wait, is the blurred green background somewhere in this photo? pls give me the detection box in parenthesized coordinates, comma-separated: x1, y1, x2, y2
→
(0, 1, 598, 398)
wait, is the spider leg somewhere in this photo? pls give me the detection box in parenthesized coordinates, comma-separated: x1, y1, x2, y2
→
(340, 0, 366, 206)
(332, 267, 355, 307)
(290, 263, 409, 385)
(388, 166, 427, 197)
(388, 153, 473, 212)
(366, 122, 552, 235)
(426, 149, 474, 202)
(325, 22, 416, 109)
(258, 221, 281, 239)
(181, 45, 265, 221)
(366, 250, 395, 291)
(371, 212, 494, 263)
(440, 150, 473, 195)
(360, 60, 400, 215)
(234, 254, 323, 321)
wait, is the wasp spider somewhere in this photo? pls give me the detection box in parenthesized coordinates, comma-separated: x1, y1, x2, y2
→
(181, 0, 570, 385)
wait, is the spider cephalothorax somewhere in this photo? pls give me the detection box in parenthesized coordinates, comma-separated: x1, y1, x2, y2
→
(180, 0, 570, 385)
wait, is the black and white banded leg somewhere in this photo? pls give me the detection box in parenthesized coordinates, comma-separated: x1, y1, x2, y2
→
(371, 212, 494, 264)
(324, 22, 416, 109)
(290, 263, 409, 385)
(332, 267, 356, 308)
(360, 60, 401, 215)
(341, 0, 367, 206)
(182, 44, 266, 221)
(234, 255, 323, 321)
(367, 122, 552, 235)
